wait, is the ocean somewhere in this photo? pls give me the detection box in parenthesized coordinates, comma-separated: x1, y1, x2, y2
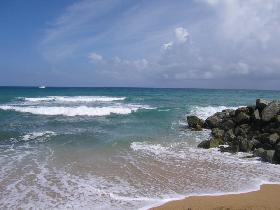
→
(1, 87, 280, 209)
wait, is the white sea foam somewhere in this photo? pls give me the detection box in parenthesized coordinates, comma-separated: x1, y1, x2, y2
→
(21, 96, 126, 103)
(22, 131, 56, 141)
(189, 105, 241, 120)
(131, 142, 170, 156)
(0, 105, 153, 116)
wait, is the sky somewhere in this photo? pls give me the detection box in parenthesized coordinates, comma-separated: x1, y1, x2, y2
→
(0, 0, 280, 89)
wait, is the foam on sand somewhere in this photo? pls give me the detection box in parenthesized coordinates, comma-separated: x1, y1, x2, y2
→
(130, 142, 170, 156)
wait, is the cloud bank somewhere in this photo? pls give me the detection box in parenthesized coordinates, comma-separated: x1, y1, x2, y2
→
(40, 0, 280, 88)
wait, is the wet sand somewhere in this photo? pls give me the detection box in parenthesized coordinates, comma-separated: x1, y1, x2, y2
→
(151, 184, 280, 210)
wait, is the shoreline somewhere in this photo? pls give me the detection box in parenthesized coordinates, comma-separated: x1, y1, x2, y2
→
(149, 183, 280, 210)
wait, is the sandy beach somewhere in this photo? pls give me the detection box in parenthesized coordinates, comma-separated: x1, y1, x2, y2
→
(152, 184, 280, 210)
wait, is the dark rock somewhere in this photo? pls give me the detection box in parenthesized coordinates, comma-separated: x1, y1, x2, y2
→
(238, 136, 252, 152)
(256, 133, 270, 143)
(253, 109, 261, 121)
(224, 129, 236, 143)
(222, 109, 234, 114)
(194, 99, 280, 164)
(220, 119, 235, 130)
(256, 99, 269, 112)
(235, 112, 250, 124)
(187, 116, 205, 129)
(198, 140, 210, 149)
(263, 150, 276, 163)
(262, 143, 274, 150)
(229, 142, 240, 153)
(269, 133, 279, 145)
(253, 148, 266, 158)
(250, 138, 262, 149)
(275, 143, 280, 159)
(276, 115, 280, 124)
(235, 107, 249, 115)
(247, 105, 256, 116)
(209, 138, 223, 148)
(191, 126, 203, 131)
(205, 114, 223, 128)
(219, 145, 234, 153)
(211, 128, 225, 138)
(235, 124, 250, 137)
(229, 110, 236, 117)
(261, 101, 280, 122)
(263, 121, 280, 133)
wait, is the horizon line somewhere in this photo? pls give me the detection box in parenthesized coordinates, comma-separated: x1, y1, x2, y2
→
(0, 85, 279, 92)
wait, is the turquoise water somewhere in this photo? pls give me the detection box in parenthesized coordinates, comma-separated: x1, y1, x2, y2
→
(1, 87, 280, 209)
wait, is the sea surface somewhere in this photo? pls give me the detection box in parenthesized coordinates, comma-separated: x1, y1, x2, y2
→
(1, 87, 280, 209)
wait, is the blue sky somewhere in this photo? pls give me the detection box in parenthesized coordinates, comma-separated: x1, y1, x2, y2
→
(1, 0, 280, 89)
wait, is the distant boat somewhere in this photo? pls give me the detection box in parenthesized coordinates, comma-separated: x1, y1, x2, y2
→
(39, 86, 46, 89)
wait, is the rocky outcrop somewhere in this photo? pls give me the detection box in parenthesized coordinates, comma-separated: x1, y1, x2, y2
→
(186, 116, 204, 130)
(189, 99, 280, 164)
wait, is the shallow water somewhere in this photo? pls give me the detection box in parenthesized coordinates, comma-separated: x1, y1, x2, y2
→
(1, 87, 280, 209)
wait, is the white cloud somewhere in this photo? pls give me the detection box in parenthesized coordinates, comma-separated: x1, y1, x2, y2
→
(163, 42, 173, 50)
(162, 27, 189, 50)
(88, 53, 103, 63)
(38, 0, 280, 88)
(175, 27, 189, 43)
(113, 57, 149, 69)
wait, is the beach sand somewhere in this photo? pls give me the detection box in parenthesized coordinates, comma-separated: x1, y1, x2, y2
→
(151, 184, 280, 210)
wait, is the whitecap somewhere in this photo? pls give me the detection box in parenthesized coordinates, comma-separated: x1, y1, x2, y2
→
(0, 105, 153, 116)
(20, 96, 126, 103)
(22, 131, 57, 141)
(189, 105, 242, 120)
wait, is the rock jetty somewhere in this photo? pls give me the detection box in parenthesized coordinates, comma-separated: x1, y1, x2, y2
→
(187, 99, 280, 164)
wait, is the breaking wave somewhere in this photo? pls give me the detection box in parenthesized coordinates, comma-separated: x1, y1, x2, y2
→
(20, 96, 126, 103)
(0, 105, 153, 116)
(22, 131, 57, 142)
(189, 105, 241, 120)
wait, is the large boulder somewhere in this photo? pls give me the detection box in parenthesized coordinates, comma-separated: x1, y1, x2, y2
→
(253, 148, 266, 158)
(263, 150, 276, 163)
(198, 138, 223, 149)
(253, 109, 261, 121)
(211, 128, 225, 138)
(261, 101, 280, 122)
(262, 122, 280, 134)
(220, 119, 235, 130)
(255, 133, 270, 144)
(224, 129, 236, 143)
(247, 105, 256, 116)
(238, 136, 251, 152)
(269, 133, 279, 145)
(256, 99, 269, 112)
(205, 114, 223, 128)
(250, 138, 262, 149)
(187, 116, 204, 130)
(198, 140, 210, 149)
(235, 112, 250, 124)
(235, 124, 251, 137)
(276, 115, 280, 124)
(275, 142, 280, 160)
(254, 148, 276, 163)
(209, 138, 223, 148)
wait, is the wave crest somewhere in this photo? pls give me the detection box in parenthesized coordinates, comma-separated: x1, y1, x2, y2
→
(21, 96, 126, 103)
(189, 105, 241, 120)
(0, 105, 153, 116)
